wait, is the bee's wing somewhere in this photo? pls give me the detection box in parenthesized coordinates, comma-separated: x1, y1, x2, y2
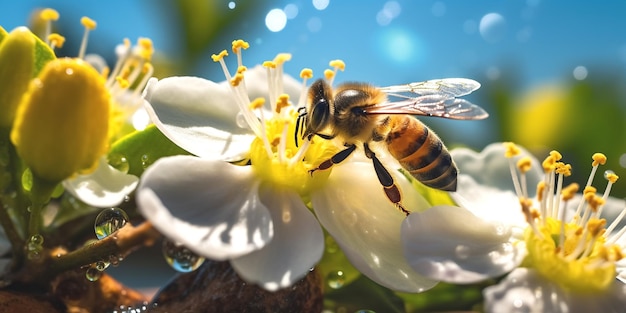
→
(378, 78, 480, 98)
(364, 95, 489, 120)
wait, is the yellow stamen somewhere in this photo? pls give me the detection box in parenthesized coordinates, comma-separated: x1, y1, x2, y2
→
(273, 53, 292, 64)
(237, 66, 247, 74)
(324, 69, 335, 80)
(276, 94, 290, 113)
(536, 181, 546, 202)
(115, 76, 130, 89)
(263, 61, 276, 69)
(211, 50, 228, 62)
(231, 39, 250, 53)
(555, 163, 571, 176)
(80, 16, 97, 30)
(503, 142, 520, 158)
(329, 59, 346, 71)
(517, 156, 532, 173)
(592, 153, 607, 166)
(230, 73, 244, 87)
(542, 155, 556, 172)
(137, 37, 154, 61)
(300, 68, 313, 79)
(40, 8, 60, 21)
(47, 33, 65, 49)
(78, 16, 97, 59)
(606, 172, 619, 184)
(561, 183, 579, 201)
(249, 97, 265, 110)
(587, 218, 606, 237)
(549, 150, 562, 161)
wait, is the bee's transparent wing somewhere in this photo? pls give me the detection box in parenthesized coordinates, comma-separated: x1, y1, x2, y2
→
(379, 78, 481, 98)
(364, 95, 489, 120)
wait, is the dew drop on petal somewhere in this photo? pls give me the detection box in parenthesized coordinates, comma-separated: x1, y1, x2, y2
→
(96, 260, 109, 271)
(108, 153, 130, 173)
(604, 170, 615, 180)
(94, 207, 129, 240)
(85, 266, 102, 282)
(162, 239, 205, 273)
(326, 270, 346, 289)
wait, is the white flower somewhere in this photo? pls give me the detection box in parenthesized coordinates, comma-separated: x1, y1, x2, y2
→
(403, 142, 626, 312)
(137, 40, 438, 292)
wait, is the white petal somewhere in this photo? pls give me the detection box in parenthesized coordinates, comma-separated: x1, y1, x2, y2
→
(312, 161, 437, 292)
(484, 268, 626, 313)
(402, 205, 525, 283)
(136, 156, 273, 260)
(451, 143, 543, 196)
(63, 157, 139, 208)
(143, 76, 255, 161)
(241, 65, 304, 106)
(231, 184, 324, 291)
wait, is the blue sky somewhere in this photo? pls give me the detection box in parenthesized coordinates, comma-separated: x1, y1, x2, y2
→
(2, 0, 625, 89)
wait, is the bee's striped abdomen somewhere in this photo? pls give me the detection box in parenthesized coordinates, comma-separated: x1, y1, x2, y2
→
(385, 117, 458, 191)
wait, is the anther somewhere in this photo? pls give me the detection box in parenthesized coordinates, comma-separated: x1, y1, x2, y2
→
(503, 142, 521, 158)
(249, 97, 266, 110)
(263, 61, 276, 69)
(517, 156, 532, 173)
(48, 33, 65, 50)
(211, 50, 228, 62)
(78, 16, 97, 59)
(329, 59, 346, 71)
(273, 53, 292, 64)
(300, 68, 313, 79)
(276, 94, 290, 114)
(231, 39, 250, 53)
(592, 153, 607, 166)
(40, 8, 60, 21)
(230, 73, 244, 86)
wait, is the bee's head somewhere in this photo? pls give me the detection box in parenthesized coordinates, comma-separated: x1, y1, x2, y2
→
(302, 79, 333, 140)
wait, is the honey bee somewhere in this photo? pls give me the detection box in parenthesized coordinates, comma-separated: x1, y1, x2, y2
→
(297, 78, 488, 215)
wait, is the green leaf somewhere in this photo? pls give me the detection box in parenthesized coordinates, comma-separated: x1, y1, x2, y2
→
(109, 124, 190, 177)
(32, 30, 55, 76)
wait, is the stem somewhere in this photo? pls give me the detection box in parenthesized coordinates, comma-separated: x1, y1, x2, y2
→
(53, 222, 159, 272)
(28, 176, 56, 237)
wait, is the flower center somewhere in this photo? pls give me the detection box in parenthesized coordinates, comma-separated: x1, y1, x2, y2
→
(211, 40, 339, 197)
(504, 142, 625, 293)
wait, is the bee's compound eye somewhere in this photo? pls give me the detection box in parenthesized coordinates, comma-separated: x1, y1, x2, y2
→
(309, 98, 330, 132)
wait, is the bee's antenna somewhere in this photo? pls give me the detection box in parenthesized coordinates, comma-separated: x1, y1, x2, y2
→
(295, 107, 307, 147)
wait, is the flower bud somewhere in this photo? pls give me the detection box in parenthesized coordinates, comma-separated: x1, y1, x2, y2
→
(11, 58, 110, 183)
(0, 27, 36, 128)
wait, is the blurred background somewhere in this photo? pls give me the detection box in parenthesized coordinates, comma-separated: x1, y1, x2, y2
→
(1, 1, 625, 308)
(1, 0, 625, 195)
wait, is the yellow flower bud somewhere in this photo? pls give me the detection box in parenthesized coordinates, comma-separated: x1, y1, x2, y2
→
(11, 58, 110, 183)
(0, 27, 36, 128)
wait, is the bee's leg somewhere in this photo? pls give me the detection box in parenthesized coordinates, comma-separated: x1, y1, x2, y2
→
(308, 143, 356, 175)
(363, 143, 410, 216)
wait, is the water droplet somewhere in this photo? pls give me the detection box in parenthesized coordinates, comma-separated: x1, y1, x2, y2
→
(326, 270, 346, 289)
(95, 260, 109, 271)
(94, 208, 129, 240)
(108, 153, 130, 173)
(21, 168, 33, 191)
(109, 254, 122, 267)
(85, 266, 102, 282)
(140, 154, 152, 169)
(162, 240, 205, 272)
(604, 170, 616, 180)
(29, 234, 44, 246)
(455, 244, 471, 259)
(235, 112, 248, 128)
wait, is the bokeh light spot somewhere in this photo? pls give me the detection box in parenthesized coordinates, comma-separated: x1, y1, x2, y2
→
(486, 66, 501, 80)
(377, 28, 421, 64)
(228, 1, 236, 9)
(284, 4, 299, 19)
(479, 13, 507, 43)
(312, 0, 329, 10)
(265, 9, 288, 32)
(376, 1, 401, 26)
(431, 1, 446, 17)
(620, 153, 626, 168)
(307, 17, 322, 33)
(572, 66, 588, 80)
